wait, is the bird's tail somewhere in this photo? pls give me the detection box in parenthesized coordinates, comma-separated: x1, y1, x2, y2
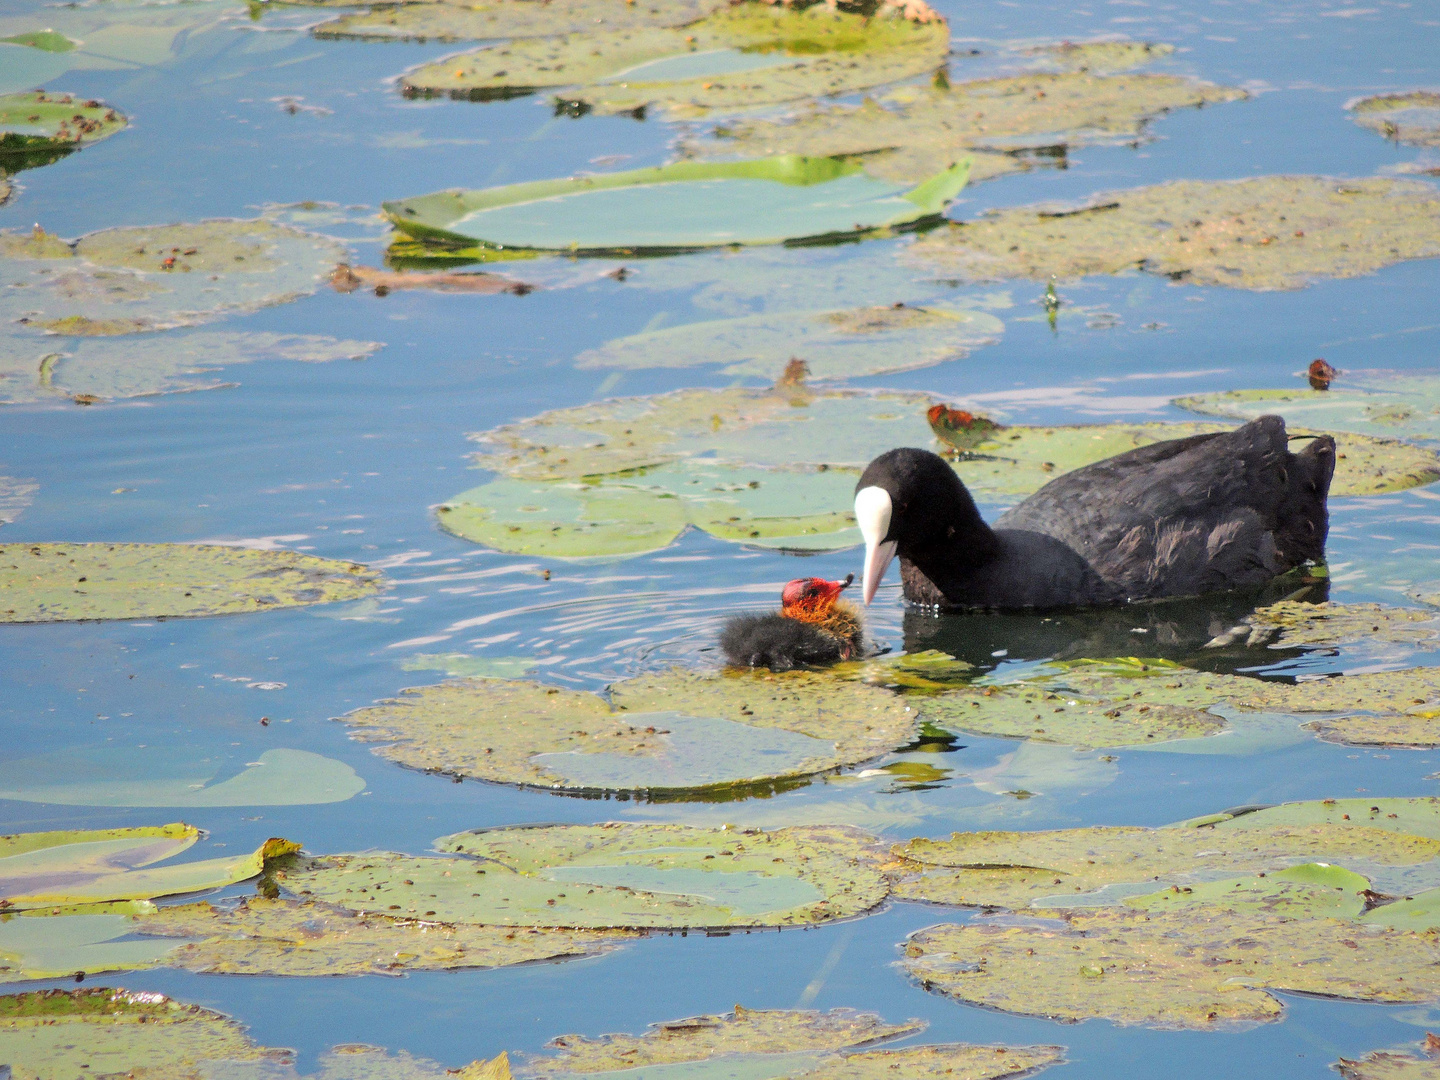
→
(1275, 433, 1336, 565)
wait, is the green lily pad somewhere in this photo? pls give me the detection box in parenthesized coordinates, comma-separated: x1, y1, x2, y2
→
(314, 0, 731, 43)
(399, 3, 949, 118)
(1026, 39, 1175, 73)
(574, 302, 1002, 379)
(0, 542, 381, 623)
(384, 156, 969, 256)
(341, 668, 917, 795)
(0, 0, 238, 79)
(1122, 862, 1371, 918)
(0, 219, 347, 336)
(688, 71, 1244, 184)
(889, 814, 1439, 910)
(0, 90, 125, 172)
(401, 653, 539, 679)
(901, 901, 1440, 1028)
(1241, 600, 1440, 647)
(0, 825, 298, 911)
(1349, 91, 1440, 147)
(830, 650, 974, 692)
(909, 176, 1440, 290)
(1175, 371, 1440, 444)
(0, 910, 187, 983)
(0, 748, 364, 807)
(1337, 1043, 1440, 1080)
(1, 331, 382, 405)
(1190, 797, 1440, 840)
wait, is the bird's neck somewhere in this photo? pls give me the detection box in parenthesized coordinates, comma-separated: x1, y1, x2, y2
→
(903, 494, 1002, 573)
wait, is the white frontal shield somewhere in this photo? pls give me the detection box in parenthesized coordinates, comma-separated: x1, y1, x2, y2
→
(854, 485, 897, 605)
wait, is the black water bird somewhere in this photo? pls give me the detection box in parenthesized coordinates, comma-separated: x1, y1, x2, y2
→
(853, 415, 1335, 610)
(721, 575, 863, 670)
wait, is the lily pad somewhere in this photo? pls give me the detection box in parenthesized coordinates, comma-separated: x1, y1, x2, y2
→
(0, 219, 347, 336)
(314, 0, 731, 43)
(0, 542, 381, 622)
(1337, 1043, 1440, 1080)
(688, 71, 1244, 184)
(0, 472, 35, 526)
(399, 3, 949, 117)
(1241, 600, 1440, 647)
(384, 156, 970, 256)
(574, 302, 1002, 379)
(401, 653, 539, 679)
(0, 748, 364, 807)
(0, 825, 298, 911)
(340, 668, 917, 795)
(908, 176, 1440, 290)
(0, 331, 382, 405)
(0, 0, 238, 78)
(0, 90, 125, 172)
(1026, 40, 1175, 73)
(1175, 370, 1440, 445)
(1350, 91, 1440, 147)
(901, 901, 1440, 1028)
(1192, 797, 1440, 840)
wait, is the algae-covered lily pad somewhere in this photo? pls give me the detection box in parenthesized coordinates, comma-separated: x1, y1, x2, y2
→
(0, 542, 381, 622)
(1175, 371, 1440, 445)
(1338, 1042, 1440, 1080)
(340, 668, 917, 795)
(0, 824, 298, 911)
(384, 156, 970, 256)
(282, 822, 888, 928)
(689, 72, 1244, 185)
(0, 90, 125, 171)
(400, 3, 949, 117)
(909, 176, 1440, 289)
(574, 302, 1002, 379)
(1349, 92, 1440, 147)
(315, 0, 730, 43)
(1240, 600, 1440, 648)
(0, 219, 347, 336)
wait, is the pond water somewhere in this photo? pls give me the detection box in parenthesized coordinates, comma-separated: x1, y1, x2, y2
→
(3, 0, 1440, 1075)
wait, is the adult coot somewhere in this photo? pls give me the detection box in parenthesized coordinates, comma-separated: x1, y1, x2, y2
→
(854, 415, 1335, 609)
(721, 575, 862, 670)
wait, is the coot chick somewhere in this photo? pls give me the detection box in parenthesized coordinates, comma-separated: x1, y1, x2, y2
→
(721, 575, 862, 670)
(854, 415, 1335, 609)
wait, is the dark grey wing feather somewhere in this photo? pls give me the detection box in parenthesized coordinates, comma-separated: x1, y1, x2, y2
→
(719, 613, 843, 670)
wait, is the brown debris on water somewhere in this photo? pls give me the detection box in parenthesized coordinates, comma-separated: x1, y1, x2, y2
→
(330, 262, 535, 296)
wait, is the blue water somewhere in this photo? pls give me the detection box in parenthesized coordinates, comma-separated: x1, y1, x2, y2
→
(2, 0, 1440, 1075)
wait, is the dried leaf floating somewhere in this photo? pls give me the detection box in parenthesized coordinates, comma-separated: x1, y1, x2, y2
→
(340, 668, 917, 794)
(909, 176, 1440, 289)
(0, 542, 381, 623)
(1349, 91, 1440, 147)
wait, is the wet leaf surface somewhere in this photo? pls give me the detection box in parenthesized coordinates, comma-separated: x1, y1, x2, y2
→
(314, 0, 731, 43)
(340, 668, 917, 794)
(0, 219, 347, 336)
(1349, 91, 1440, 147)
(1242, 600, 1440, 647)
(1337, 1042, 1440, 1080)
(400, 5, 949, 117)
(686, 71, 1244, 184)
(0, 542, 381, 622)
(908, 176, 1440, 289)
(0, 90, 125, 166)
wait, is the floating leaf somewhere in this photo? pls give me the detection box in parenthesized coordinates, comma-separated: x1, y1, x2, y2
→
(1241, 600, 1440, 647)
(384, 156, 969, 256)
(341, 669, 917, 794)
(574, 302, 1002, 379)
(1337, 1043, 1440, 1080)
(1189, 797, 1440, 840)
(0, 219, 347, 336)
(0, 748, 364, 807)
(400, 4, 949, 117)
(0, 910, 185, 983)
(908, 176, 1440, 290)
(1174, 371, 1440, 444)
(0, 0, 236, 76)
(0, 542, 381, 623)
(314, 0, 730, 43)
(1121, 862, 1371, 919)
(1026, 40, 1175, 73)
(0, 472, 35, 526)
(0, 90, 125, 172)
(687, 71, 1243, 184)
(1349, 91, 1440, 147)
(1, 331, 381, 405)
(401, 653, 539, 679)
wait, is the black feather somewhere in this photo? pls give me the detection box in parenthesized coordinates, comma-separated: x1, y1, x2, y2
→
(719, 613, 845, 671)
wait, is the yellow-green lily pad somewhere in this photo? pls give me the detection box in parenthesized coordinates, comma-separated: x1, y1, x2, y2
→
(314, 0, 731, 43)
(0, 542, 381, 622)
(0, 219, 347, 336)
(1026, 39, 1175, 73)
(1337, 1043, 1440, 1080)
(909, 176, 1440, 290)
(1241, 600, 1440, 647)
(0, 90, 125, 172)
(1349, 91, 1440, 147)
(1189, 797, 1440, 839)
(400, 3, 949, 118)
(340, 668, 917, 795)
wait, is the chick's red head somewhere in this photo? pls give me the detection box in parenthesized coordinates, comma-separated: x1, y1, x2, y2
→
(780, 575, 854, 621)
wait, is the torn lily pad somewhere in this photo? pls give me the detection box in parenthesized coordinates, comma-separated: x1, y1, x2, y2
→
(0, 218, 347, 336)
(1241, 600, 1440, 648)
(400, 4, 949, 117)
(688, 71, 1243, 184)
(909, 176, 1440, 289)
(384, 155, 970, 256)
(341, 668, 917, 795)
(1349, 91, 1440, 147)
(1, 330, 382, 405)
(0, 90, 125, 173)
(1337, 1042, 1440, 1080)
(314, 0, 731, 43)
(0, 542, 381, 622)
(574, 301, 1002, 379)
(1175, 370, 1440, 445)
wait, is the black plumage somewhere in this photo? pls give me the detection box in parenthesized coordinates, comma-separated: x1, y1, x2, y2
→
(719, 613, 849, 671)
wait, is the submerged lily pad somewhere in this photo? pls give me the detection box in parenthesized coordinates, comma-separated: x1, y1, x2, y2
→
(0, 542, 381, 622)
(0, 330, 382, 405)
(1175, 371, 1440, 444)
(0, 472, 35, 526)
(400, 4, 949, 117)
(909, 176, 1440, 289)
(0, 90, 125, 171)
(0, 219, 347, 336)
(384, 156, 969, 256)
(575, 302, 1002, 379)
(688, 71, 1244, 184)
(1337, 1043, 1440, 1080)
(1350, 91, 1440, 147)
(341, 668, 917, 794)
(314, 0, 731, 43)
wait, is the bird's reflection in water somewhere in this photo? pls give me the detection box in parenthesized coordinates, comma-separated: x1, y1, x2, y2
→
(901, 573, 1330, 677)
